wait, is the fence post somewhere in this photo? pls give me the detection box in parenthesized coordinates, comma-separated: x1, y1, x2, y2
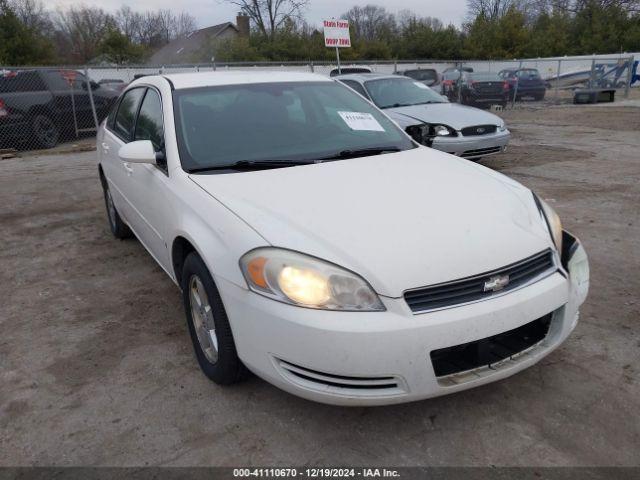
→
(309, 61, 314, 73)
(624, 55, 634, 99)
(589, 58, 596, 90)
(84, 67, 100, 132)
(555, 59, 561, 100)
(511, 60, 523, 109)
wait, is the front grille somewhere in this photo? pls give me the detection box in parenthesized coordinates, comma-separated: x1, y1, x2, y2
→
(461, 124, 497, 136)
(404, 250, 556, 313)
(461, 146, 502, 157)
(277, 359, 404, 394)
(430, 313, 553, 377)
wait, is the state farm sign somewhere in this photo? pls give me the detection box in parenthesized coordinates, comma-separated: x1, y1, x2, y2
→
(323, 20, 351, 48)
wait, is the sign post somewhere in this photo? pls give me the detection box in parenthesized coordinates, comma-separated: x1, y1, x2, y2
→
(323, 19, 351, 75)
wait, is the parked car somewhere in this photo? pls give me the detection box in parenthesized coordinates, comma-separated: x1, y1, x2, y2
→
(329, 67, 372, 77)
(337, 73, 510, 159)
(98, 78, 128, 94)
(0, 69, 118, 148)
(397, 68, 440, 90)
(97, 71, 589, 406)
(457, 72, 510, 108)
(499, 68, 546, 101)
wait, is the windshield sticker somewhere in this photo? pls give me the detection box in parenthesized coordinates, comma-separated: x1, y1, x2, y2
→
(414, 82, 429, 89)
(338, 111, 385, 132)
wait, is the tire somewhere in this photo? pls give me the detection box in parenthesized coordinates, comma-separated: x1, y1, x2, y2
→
(182, 252, 249, 385)
(31, 113, 59, 149)
(101, 179, 132, 239)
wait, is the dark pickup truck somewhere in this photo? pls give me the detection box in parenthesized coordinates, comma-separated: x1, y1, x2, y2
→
(0, 69, 118, 149)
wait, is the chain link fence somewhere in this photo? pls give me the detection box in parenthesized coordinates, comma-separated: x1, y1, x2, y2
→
(1, 55, 637, 153)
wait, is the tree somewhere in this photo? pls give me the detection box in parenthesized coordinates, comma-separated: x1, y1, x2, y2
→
(99, 27, 144, 64)
(221, 0, 309, 39)
(0, 0, 54, 64)
(342, 5, 397, 42)
(56, 6, 116, 63)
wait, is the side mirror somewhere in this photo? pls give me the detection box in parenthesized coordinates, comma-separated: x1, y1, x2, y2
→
(118, 140, 157, 164)
(440, 94, 450, 102)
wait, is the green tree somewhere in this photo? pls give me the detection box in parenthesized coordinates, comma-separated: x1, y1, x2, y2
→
(98, 28, 144, 64)
(0, 0, 54, 65)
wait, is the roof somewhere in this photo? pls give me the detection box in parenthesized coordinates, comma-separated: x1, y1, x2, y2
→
(147, 71, 333, 90)
(334, 73, 404, 82)
(148, 23, 238, 65)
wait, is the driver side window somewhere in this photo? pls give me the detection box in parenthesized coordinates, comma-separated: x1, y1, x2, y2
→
(135, 89, 164, 151)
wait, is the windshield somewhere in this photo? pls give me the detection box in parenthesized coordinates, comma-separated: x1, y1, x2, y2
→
(467, 73, 501, 82)
(364, 78, 445, 109)
(173, 81, 414, 171)
(404, 70, 438, 83)
(517, 69, 541, 79)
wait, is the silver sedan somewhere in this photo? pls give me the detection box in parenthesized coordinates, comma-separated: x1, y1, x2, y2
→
(336, 73, 510, 160)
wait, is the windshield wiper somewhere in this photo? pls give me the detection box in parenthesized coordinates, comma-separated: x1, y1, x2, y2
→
(318, 146, 402, 161)
(188, 159, 315, 173)
(381, 101, 439, 109)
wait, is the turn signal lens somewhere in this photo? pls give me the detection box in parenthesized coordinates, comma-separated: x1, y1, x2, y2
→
(247, 256, 268, 289)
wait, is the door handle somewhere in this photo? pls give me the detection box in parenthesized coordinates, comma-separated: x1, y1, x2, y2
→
(101, 142, 110, 152)
(123, 163, 133, 175)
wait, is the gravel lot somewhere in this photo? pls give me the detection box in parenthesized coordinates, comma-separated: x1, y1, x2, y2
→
(1, 103, 639, 467)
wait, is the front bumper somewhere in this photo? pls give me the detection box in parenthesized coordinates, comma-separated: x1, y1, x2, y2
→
(431, 129, 511, 159)
(217, 233, 588, 406)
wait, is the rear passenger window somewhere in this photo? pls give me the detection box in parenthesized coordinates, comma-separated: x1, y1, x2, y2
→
(113, 88, 145, 141)
(0, 71, 46, 93)
(135, 89, 164, 150)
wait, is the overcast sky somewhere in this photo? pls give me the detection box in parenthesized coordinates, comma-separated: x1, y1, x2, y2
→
(51, 0, 469, 29)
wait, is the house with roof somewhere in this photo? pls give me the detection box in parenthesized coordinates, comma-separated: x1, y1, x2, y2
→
(148, 15, 250, 65)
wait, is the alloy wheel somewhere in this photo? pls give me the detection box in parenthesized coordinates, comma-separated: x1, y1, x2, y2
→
(189, 275, 219, 363)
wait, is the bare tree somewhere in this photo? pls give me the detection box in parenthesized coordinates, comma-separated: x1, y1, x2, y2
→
(221, 0, 309, 39)
(8, 0, 53, 33)
(466, 0, 518, 20)
(56, 6, 115, 62)
(174, 11, 197, 38)
(342, 5, 397, 42)
(115, 6, 143, 42)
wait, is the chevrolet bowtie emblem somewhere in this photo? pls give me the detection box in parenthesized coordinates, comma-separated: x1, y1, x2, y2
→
(484, 274, 510, 292)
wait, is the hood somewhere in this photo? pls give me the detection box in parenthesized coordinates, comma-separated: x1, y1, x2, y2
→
(190, 148, 553, 298)
(385, 102, 504, 131)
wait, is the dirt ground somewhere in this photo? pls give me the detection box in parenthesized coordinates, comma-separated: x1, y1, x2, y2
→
(0, 102, 639, 467)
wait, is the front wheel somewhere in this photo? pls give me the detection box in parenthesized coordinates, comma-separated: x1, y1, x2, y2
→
(182, 253, 248, 385)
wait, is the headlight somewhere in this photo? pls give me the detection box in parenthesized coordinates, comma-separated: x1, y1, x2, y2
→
(406, 124, 455, 144)
(534, 194, 563, 252)
(498, 121, 507, 132)
(433, 124, 453, 136)
(240, 248, 385, 311)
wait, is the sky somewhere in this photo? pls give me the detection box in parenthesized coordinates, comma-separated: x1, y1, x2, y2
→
(51, 0, 469, 29)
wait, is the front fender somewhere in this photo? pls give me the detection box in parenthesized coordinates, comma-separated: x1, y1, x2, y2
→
(169, 174, 270, 289)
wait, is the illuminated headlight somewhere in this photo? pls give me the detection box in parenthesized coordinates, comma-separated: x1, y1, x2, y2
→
(240, 248, 385, 311)
(534, 194, 563, 252)
(433, 124, 453, 136)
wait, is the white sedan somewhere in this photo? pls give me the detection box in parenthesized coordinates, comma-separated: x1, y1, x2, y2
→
(97, 71, 589, 406)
